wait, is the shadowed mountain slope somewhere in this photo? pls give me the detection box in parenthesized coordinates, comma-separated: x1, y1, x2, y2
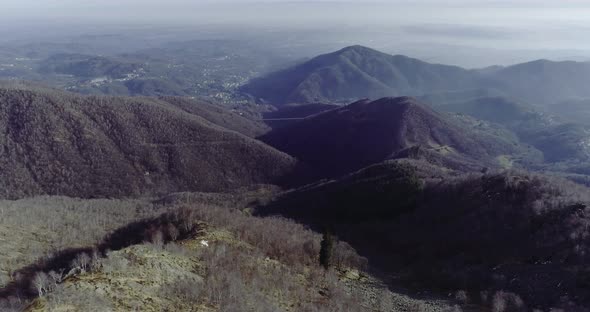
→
(156, 96, 269, 137)
(260, 97, 529, 177)
(260, 160, 590, 310)
(263, 103, 340, 120)
(0, 86, 298, 199)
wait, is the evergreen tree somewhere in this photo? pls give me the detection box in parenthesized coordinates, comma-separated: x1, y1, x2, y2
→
(320, 227, 335, 269)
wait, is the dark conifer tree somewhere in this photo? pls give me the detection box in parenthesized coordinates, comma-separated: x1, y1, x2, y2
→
(320, 227, 335, 269)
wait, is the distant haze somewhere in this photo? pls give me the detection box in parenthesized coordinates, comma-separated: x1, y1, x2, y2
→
(3, 0, 590, 67)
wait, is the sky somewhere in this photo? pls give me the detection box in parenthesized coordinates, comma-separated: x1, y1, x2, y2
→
(2, 0, 590, 67)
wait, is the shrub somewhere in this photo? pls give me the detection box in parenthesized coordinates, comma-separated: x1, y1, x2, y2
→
(71, 253, 92, 273)
(31, 272, 50, 297)
(48, 270, 64, 286)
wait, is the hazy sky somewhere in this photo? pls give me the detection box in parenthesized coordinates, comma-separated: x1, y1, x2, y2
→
(3, 0, 590, 67)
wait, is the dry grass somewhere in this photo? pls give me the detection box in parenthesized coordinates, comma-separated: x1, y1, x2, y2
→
(0, 193, 374, 311)
(0, 196, 164, 288)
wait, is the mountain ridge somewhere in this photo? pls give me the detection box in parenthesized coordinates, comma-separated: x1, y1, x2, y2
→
(260, 96, 530, 177)
(242, 45, 590, 109)
(241, 45, 486, 105)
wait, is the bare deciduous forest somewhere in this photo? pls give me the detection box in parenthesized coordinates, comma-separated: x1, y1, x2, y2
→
(3, 1, 590, 311)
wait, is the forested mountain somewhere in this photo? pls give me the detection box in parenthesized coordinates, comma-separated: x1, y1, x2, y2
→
(242, 45, 590, 110)
(0, 84, 298, 198)
(241, 45, 487, 105)
(260, 97, 534, 177)
(260, 160, 590, 311)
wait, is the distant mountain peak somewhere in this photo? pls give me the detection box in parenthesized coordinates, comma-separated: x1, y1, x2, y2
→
(241, 46, 481, 105)
(336, 45, 381, 54)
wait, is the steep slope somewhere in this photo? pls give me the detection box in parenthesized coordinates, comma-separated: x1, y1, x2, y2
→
(260, 161, 590, 310)
(157, 96, 269, 137)
(260, 97, 528, 177)
(0, 86, 298, 198)
(241, 45, 486, 105)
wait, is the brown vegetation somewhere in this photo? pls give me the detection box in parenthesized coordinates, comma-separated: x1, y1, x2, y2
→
(0, 193, 378, 311)
(0, 85, 299, 198)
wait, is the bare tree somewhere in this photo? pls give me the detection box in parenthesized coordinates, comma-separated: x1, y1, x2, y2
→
(72, 253, 92, 273)
(151, 230, 164, 249)
(90, 249, 101, 272)
(168, 224, 180, 241)
(48, 270, 63, 286)
(32, 272, 50, 297)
